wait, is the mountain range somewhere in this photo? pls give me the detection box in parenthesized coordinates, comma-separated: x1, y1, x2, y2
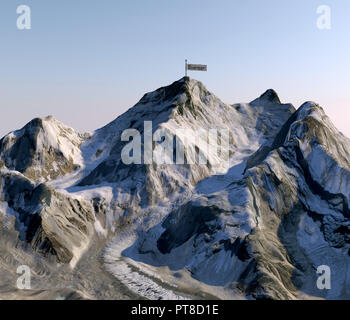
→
(1, 77, 350, 300)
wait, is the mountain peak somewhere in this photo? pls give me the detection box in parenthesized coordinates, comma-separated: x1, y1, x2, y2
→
(16, 115, 62, 135)
(260, 89, 281, 103)
(135, 77, 208, 110)
(180, 76, 191, 82)
(251, 89, 281, 105)
(43, 115, 56, 122)
(0, 113, 85, 182)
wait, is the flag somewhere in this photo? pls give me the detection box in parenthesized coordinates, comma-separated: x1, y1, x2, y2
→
(186, 63, 207, 72)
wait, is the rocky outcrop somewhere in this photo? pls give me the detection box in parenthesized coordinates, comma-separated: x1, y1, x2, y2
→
(0, 168, 94, 266)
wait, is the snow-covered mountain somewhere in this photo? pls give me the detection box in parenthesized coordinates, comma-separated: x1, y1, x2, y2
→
(0, 116, 87, 183)
(1, 77, 349, 300)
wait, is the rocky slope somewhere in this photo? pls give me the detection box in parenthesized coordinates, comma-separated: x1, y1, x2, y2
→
(1, 77, 349, 300)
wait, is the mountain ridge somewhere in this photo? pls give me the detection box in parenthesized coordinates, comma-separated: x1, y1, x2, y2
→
(1, 77, 349, 300)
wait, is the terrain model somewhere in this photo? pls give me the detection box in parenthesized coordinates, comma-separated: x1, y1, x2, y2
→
(1, 77, 349, 300)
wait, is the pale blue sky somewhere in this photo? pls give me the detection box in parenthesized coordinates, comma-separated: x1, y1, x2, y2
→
(0, 0, 349, 137)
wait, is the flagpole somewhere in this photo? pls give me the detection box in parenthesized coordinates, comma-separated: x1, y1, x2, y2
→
(185, 59, 188, 77)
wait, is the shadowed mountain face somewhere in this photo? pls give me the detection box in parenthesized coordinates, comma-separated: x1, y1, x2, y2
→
(1, 77, 349, 300)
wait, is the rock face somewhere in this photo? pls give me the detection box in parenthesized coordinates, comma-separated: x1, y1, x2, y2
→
(1, 77, 350, 300)
(0, 169, 94, 267)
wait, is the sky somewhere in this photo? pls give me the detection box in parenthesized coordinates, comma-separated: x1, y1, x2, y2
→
(0, 0, 349, 138)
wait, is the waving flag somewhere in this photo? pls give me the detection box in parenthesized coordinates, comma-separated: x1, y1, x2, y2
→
(185, 60, 207, 76)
